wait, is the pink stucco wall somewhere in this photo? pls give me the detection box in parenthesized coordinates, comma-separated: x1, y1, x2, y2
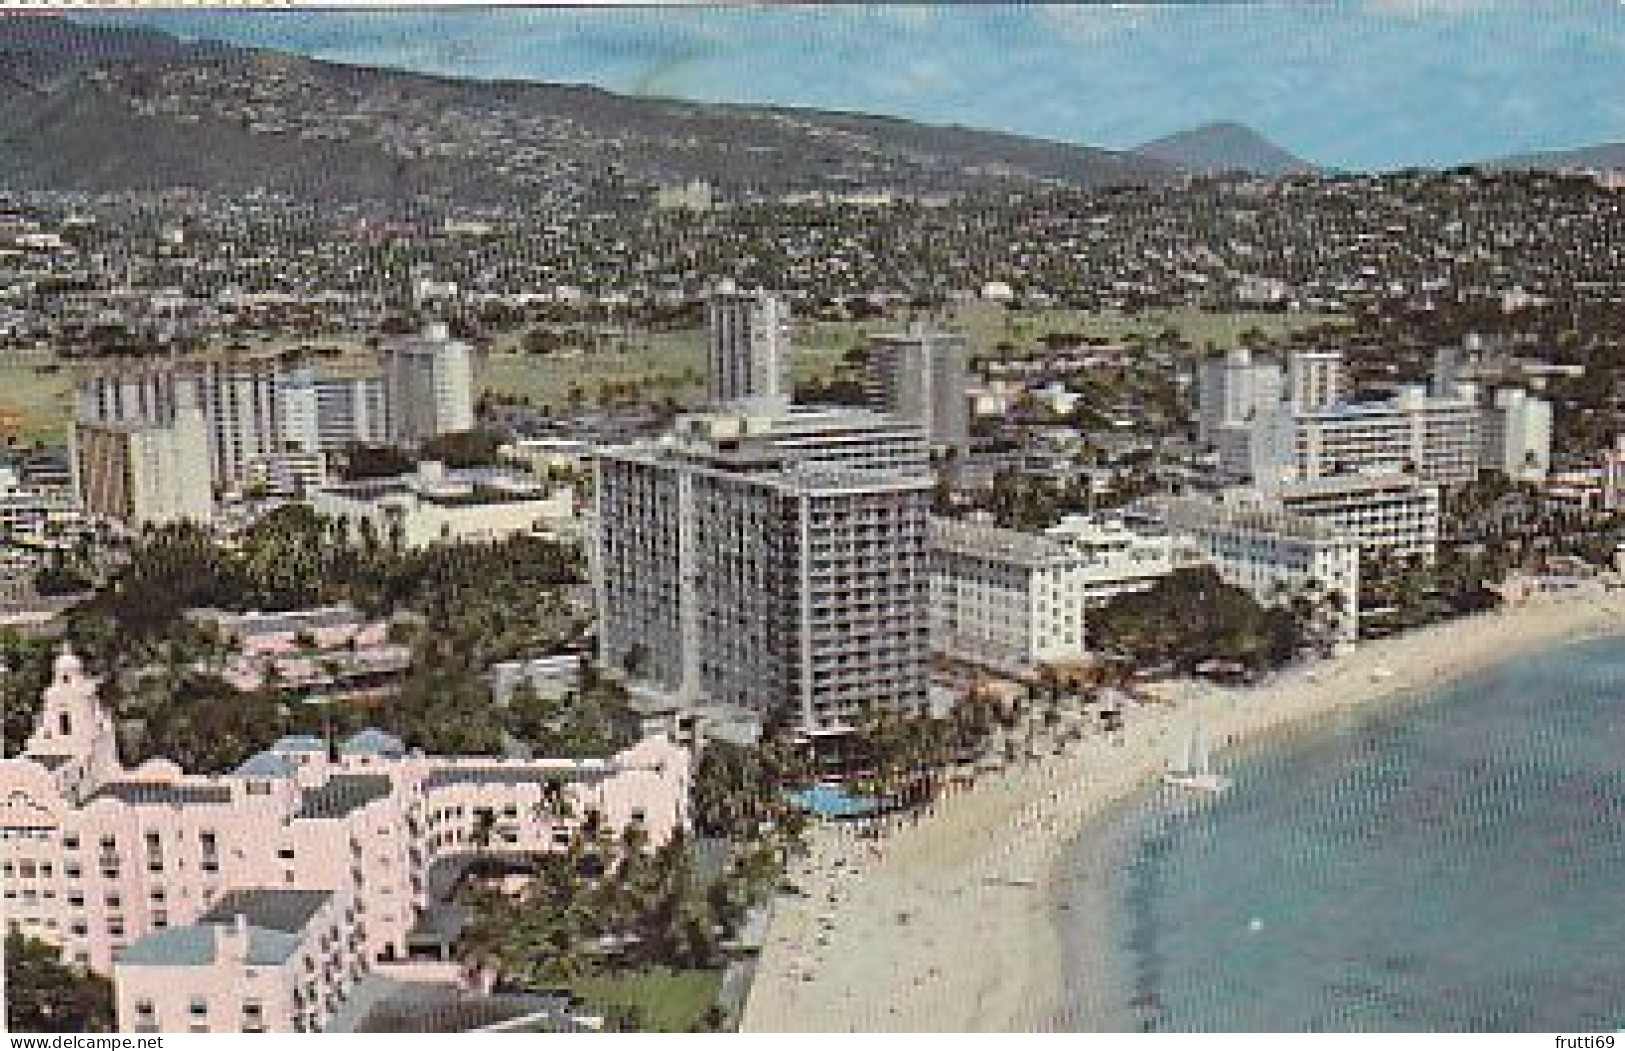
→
(0, 646, 693, 1033)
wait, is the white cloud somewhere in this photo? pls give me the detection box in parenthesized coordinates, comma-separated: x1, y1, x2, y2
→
(1033, 4, 1156, 44)
(1363, 0, 1513, 16)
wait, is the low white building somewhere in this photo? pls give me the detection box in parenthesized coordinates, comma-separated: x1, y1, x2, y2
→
(1150, 495, 1361, 643)
(0, 482, 90, 551)
(1246, 472, 1441, 561)
(312, 462, 575, 549)
(928, 513, 1178, 672)
(1042, 514, 1179, 602)
(487, 654, 585, 704)
(242, 451, 328, 499)
(930, 517, 1087, 672)
(498, 438, 595, 476)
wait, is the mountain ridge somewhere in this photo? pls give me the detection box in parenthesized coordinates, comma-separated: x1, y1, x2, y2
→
(1134, 121, 1317, 177)
(0, 14, 1182, 202)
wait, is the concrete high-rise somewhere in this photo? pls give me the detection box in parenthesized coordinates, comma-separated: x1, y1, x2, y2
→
(1286, 350, 1344, 413)
(1197, 347, 1284, 444)
(381, 323, 474, 446)
(705, 283, 791, 415)
(1252, 385, 1482, 489)
(76, 355, 281, 496)
(73, 384, 211, 527)
(277, 363, 390, 454)
(1480, 387, 1553, 482)
(595, 408, 932, 736)
(866, 323, 970, 454)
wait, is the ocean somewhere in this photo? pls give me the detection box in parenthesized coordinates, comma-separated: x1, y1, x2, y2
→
(1061, 634, 1625, 1032)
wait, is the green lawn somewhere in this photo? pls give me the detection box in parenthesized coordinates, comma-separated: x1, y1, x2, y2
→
(0, 308, 1347, 440)
(0, 362, 73, 446)
(481, 306, 1346, 412)
(482, 327, 850, 412)
(939, 301, 1349, 355)
(567, 967, 724, 1033)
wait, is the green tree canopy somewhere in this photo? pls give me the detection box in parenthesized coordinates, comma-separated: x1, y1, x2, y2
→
(4, 932, 115, 1033)
(1089, 567, 1302, 674)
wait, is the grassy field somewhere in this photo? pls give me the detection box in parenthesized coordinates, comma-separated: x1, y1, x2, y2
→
(567, 967, 724, 1032)
(482, 327, 851, 412)
(481, 305, 1347, 411)
(0, 308, 1348, 441)
(0, 361, 74, 446)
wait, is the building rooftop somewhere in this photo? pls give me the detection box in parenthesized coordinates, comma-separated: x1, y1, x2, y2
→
(200, 888, 331, 935)
(114, 924, 296, 968)
(117, 890, 331, 968)
(233, 751, 297, 778)
(88, 781, 233, 806)
(271, 734, 327, 753)
(193, 606, 363, 637)
(1265, 472, 1437, 499)
(1150, 495, 1348, 546)
(928, 516, 1071, 567)
(421, 764, 611, 791)
(338, 728, 406, 758)
(296, 773, 393, 820)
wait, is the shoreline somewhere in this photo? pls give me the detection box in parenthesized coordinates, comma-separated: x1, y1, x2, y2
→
(739, 587, 1625, 1033)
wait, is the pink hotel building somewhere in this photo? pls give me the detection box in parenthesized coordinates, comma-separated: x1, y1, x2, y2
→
(0, 646, 693, 1033)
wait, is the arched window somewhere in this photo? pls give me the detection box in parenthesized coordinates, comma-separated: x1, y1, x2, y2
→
(59, 711, 72, 737)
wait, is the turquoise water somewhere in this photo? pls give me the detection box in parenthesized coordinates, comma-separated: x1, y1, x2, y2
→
(1066, 635, 1625, 1032)
(788, 784, 880, 819)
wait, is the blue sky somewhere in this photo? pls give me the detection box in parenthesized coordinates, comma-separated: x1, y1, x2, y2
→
(92, 2, 1625, 170)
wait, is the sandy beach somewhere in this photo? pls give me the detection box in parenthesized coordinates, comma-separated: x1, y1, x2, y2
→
(740, 586, 1625, 1033)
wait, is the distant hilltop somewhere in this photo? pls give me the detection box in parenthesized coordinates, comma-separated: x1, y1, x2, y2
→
(1133, 121, 1319, 177)
(1490, 141, 1625, 174)
(0, 14, 1181, 202)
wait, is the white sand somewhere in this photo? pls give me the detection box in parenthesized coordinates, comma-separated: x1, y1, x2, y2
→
(740, 588, 1625, 1033)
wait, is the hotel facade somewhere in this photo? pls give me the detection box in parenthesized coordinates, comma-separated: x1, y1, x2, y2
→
(0, 647, 691, 1033)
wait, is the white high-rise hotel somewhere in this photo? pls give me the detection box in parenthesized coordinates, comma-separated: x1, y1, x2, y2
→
(381, 323, 475, 446)
(706, 282, 792, 416)
(867, 324, 970, 454)
(1201, 345, 1551, 489)
(596, 289, 934, 736)
(75, 354, 283, 499)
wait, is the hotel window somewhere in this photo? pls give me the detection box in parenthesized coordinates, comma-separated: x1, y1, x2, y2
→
(63, 862, 79, 879)
(189, 997, 208, 1018)
(62, 835, 78, 850)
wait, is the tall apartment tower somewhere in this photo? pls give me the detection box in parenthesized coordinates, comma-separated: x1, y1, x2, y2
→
(1197, 347, 1284, 444)
(866, 323, 970, 454)
(1481, 387, 1553, 482)
(1287, 350, 1344, 413)
(382, 323, 475, 446)
(76, 355, 281, 495)
(278, 363, 390, 453)
(706, 283, 792, 416)
(73, 383, 211, 527)
(595, 409, 932, 736)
